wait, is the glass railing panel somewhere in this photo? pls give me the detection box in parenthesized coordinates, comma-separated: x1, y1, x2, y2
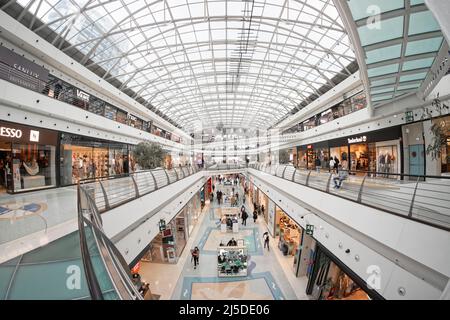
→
(101, 177, 136, 208)
(410, 179, 450, 228)
(152, 169, 169, 188)
(166, 169, 178, 183)
(275, 166, 286, 177)
(293, 170, 309, 185)
(83, 225, 119, 299)
(134, 172, 156, 194)
(283, 166, 296, 180)
(306, 171, 331, 192)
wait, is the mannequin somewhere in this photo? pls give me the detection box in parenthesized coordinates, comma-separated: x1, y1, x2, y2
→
(23, 158, 39, 176)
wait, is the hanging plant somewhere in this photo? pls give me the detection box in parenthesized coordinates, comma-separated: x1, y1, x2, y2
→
(426, 120, 447, 161)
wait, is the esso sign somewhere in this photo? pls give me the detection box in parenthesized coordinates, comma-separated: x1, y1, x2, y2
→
(0, 127, 23, 139)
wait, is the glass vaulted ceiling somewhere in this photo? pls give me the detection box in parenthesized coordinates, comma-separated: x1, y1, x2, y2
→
(7, 0, 356, 132)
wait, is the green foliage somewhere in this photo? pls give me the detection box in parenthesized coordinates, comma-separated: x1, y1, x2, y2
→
(132, 142, 167, 169)
(426, 121, 447, 161)
(279, 149, 291, 164)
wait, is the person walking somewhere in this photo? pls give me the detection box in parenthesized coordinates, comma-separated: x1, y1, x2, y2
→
(253, 210, 258, 223)
(315, 157, 321, 173)
(334, 156, 340, 173)
(241, 209, 248, 226)
(263, 232, 270, 251)
(191, 247, 200, 269)
(261, 204, 265, 217)
(329, 157, 336, 173)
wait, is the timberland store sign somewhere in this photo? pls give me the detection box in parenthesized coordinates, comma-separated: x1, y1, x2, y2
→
(0, 46, 49, 91)
(347, 136, 367, 144)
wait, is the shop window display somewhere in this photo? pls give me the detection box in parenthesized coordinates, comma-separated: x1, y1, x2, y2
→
(309, 247, 370, 300)
(320, 262, 370, 300)
(11, 143, 56, 192)
(350, 144, 369, 172)
(60, 134, 128, 185)
(277, 212, 302, 258)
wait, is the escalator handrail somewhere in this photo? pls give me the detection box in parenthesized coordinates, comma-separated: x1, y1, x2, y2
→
(77, 184, 104, 300)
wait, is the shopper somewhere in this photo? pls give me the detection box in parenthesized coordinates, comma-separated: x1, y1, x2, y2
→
(191, 247, 200, 269)
(209, 192, 214, 203)
(333, 165, 348, 189)
(253, 210, 258, 223)
(263, 232, 270, 251)
(241, 210, 248, 226)
(329, 157, 336, 173)
(315, 157, 321, 173)
(334, 156, 340, 173)
(227, 238, 237, 246)
(261, 204, 265, 217)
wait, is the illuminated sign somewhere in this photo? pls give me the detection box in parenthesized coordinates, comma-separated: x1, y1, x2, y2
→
(307, 145, 313, 149)
(347, 136, 367, 144)
(29, 130, 40, 142)
(76, 89, 90, 102)
(0, 126, 23, 139)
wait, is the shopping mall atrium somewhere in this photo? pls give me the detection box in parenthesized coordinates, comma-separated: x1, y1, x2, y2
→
(0, 0, 449, 302)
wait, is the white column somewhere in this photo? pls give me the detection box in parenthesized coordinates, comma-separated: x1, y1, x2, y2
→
(425, 0, 450, 44)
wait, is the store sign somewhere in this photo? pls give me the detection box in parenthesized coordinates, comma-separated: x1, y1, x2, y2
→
(76, 89, 90, 102)
(159, 219, 166, 232)
(0, 126, 23, 139)
(29, 130, 40, 142)
(128, 113, 137, 121)
(306, 224, 314, 236)
(347, 136, 367, 144)
(0, 46, 49, 83)
(307, 145, 313, 149)
(405, 111, 414, 123)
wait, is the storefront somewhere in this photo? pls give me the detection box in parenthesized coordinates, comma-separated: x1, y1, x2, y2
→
(275, 208, 302, 274)
(433, 115, 450, 174)
(306, 244, 381, 300)
(297, 142, 329, 170)
(256, 189, 269, 223)
(139, 190, 202, 264)
(298, 126, 402, 176)
(0, 120, 58, 194)
(60, 133, 129, 185)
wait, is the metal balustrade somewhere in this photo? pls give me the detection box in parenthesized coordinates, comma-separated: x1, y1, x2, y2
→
(248, 163, 450, 231)
(79, 165, 199, 213)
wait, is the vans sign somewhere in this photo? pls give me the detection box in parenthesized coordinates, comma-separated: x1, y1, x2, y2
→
(76, 89, 90, 102)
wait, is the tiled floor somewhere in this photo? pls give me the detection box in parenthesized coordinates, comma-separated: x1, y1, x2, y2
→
(0, 186, 78, 264)
(140, 183, 308, 300)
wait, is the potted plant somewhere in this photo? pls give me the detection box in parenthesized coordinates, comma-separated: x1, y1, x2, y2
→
(132, 142, 167, 169)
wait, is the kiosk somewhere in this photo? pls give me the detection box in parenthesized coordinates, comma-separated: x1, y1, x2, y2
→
(217, 246, 248, 277)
